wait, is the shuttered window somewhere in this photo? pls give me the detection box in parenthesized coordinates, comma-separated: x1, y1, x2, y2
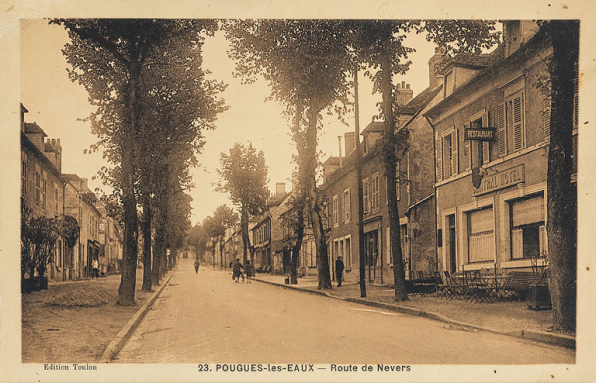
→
(332, 195, 339, 227)
(543, 92, 551, 138)
(363, 179, 370, 214)
(451, 129, 458, 176)
(396, 162, 400, 200)
(436, 138, 443, 181)
(343, 189, 351, 222)
(463, 123, 471, 171)
(468, 207, 495, 263)
(510, 194, 546, 259)
(371, 173, 380, 210)
(511, 195, 544, 227)
(511, 93, 525, 151)
(497, 103, 507, 156)
(482, 113, 490, 164)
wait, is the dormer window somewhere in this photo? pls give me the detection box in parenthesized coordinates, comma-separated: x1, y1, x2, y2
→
(363, 136, 368, 155)
(444, 70, 454, 97)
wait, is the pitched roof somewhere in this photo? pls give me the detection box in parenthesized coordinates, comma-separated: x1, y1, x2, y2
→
(361, 121, 385, 135)
(24, 122, 46, 137)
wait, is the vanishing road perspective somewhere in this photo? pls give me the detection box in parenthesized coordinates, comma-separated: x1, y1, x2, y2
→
(114, 258, 574, 364)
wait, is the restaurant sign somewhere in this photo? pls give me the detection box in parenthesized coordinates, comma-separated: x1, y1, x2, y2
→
(464, 127, 496, 141)
(473, 164, 525, 196)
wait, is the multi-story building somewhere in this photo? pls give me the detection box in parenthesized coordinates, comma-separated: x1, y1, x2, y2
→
(320, 63, 443, 284)
(20, 104, 68, 281)
(63, 174, 102, 279)
(98, 203, 123, 275)
(425, 21, 578, 274)
(252, 183, 288, 273)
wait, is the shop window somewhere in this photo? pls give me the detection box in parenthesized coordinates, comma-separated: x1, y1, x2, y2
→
(467, 207, 495, 263)
(510, 194, 546, 259)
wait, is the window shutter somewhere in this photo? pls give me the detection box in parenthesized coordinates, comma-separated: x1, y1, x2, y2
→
(539, 224, 547, 256)
(396, 162, 400, 200)
(482, 113, 490, 164)
(573, 61, 579, 130)
(436, 138, 443, 181)
(512, 94, 524, 151)
(346, 189, 351, 222)
(497, 103, 506, 156)
(463, 123, 471, 171)
(543, 93, 551, 138)
(451, 129, 458, 176)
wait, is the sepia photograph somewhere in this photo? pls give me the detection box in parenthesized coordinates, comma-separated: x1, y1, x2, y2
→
(1, 1, 595, 382)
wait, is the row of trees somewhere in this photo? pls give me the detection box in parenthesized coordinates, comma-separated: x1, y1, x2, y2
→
(54, 19, 577, 332)
(224, 20, 577, 332)
(54, 19, 227, 305)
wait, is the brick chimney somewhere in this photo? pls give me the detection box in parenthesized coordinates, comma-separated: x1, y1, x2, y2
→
(45, 138, 63, 172)
(428, 47, 445, 89)
(344, 131, 356, 156)
(396, 81, 414, 105)
(21, 104, 28, 132)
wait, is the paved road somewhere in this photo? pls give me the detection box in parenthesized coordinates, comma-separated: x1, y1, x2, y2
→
(114, 258, 574, 364)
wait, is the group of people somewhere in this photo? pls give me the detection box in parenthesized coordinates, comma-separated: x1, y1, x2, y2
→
(232, 259, 254, 283)
(191, 256, 346, 287)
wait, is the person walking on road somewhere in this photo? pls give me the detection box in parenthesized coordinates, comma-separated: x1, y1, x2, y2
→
(335, 256, 345, 287)
(245, 260, 254, 283)
(232, 258, 244, 283)
(194, 259, 200, 274)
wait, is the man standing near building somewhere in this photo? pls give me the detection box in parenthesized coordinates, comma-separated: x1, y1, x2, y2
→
(335, 256, 345, 287)
(92, 257, 99, 278)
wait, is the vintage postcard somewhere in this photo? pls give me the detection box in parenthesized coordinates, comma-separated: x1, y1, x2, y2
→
(1, 0, 595, 382)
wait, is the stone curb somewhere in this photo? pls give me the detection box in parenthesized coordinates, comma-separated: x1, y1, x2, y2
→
(99, 273, 173, 363)
(253, 277, 575, 350)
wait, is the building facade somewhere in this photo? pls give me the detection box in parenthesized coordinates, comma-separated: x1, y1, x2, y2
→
(425, 21, 578, 274)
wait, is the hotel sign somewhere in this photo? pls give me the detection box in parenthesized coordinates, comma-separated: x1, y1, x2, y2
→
(465, 127, 496, 141)
(473, 164, 525, 196)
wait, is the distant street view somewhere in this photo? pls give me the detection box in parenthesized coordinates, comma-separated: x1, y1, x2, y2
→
(20, 18, 578, 367)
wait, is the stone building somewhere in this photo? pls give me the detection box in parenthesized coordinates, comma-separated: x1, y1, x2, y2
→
(20, 104, 68, 281)
(320, 63, 443, 284)
(425, 21, 578, 274)
(63, 174, 102, 279)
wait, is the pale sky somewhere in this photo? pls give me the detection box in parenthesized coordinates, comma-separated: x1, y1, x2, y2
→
(20, 19, 437, 225)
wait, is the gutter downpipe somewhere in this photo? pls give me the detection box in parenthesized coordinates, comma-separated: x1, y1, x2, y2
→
(424, 114, 440, 272)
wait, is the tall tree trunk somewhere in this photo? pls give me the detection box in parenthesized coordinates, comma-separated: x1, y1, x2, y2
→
(547, 20, 578, 332)
(141, 196, 153, 292)
(305, 107, 332, 289)
(354, 67, 367, 298)
(290, 202, 305, 285)
(152, 210, 165, 286)
(290, 102, 306, 285)
(380, 46, 408, 301)
(118, 61, 140, 306)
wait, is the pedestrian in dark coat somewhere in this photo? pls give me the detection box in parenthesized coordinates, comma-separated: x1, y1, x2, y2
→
(244, 260, 254, 283)
(335, 256, 345, 287)
(194, 260, 200, 274)
(232, 258, 244, 283)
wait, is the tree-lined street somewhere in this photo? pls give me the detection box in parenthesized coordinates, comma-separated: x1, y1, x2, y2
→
(114, 258, 574, 364)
